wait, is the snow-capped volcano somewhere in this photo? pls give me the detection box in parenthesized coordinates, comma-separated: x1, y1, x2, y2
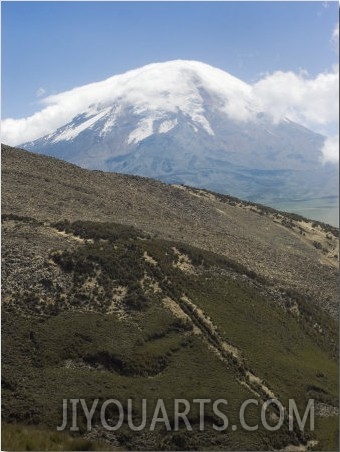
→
(20, 60, 337, 206)
(29, 60, 256, 144)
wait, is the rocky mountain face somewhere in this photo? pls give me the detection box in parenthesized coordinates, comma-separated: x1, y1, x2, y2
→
(21, 60, 338, 207)
(2, 145, 339, 451)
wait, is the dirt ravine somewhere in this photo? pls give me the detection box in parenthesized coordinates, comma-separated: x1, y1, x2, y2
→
(163, 290, 277, 402)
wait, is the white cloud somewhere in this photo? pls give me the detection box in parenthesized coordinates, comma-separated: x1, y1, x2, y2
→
(252, 68, 339, 129)
(321, 135, 339, 164)
(252, 67, 339, 163)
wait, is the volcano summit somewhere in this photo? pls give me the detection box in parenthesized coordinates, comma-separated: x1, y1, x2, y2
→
(10, 60, 338, 208)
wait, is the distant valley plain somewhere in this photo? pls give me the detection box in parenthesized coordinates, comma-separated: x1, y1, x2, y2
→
(274, 198, 339, 228)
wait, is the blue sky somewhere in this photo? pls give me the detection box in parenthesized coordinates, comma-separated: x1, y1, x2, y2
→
(2, 1, 339, 119)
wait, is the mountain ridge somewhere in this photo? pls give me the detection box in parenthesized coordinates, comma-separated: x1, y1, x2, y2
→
(2, 144, 338, 317)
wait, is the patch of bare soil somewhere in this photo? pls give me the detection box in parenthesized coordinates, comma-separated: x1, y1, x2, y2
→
(172, 247, 196, 274)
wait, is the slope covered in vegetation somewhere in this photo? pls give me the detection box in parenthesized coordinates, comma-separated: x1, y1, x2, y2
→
(2, 217, 338, 451)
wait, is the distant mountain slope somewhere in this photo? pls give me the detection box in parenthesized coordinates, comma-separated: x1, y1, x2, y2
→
(19, 60, 338, 207)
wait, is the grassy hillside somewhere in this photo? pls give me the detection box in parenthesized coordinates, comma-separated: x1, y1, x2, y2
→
(2, 217, 338, 451)
(1, 423, 114, 451)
